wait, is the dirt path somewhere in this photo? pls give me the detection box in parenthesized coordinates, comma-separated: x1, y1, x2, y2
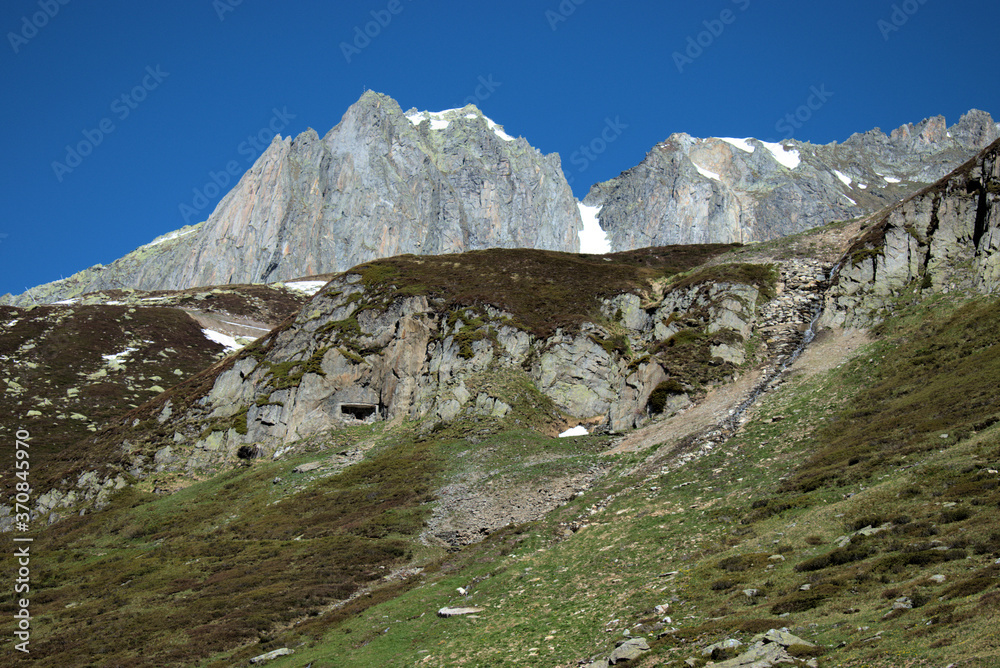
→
(604, 326, 871, 457)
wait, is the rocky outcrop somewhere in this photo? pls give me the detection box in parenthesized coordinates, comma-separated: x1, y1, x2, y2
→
(823, 138, 1000, 327)
(67, 250, 781, 482)
(6, 92, 581, 305)
(586, 110, 999, 249)
(177, 280, 761, 472)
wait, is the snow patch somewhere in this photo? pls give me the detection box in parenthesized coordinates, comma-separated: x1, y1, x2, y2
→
(54, 298, 79, 305)
(884, 176, 902, 184)
(407, 108, 515, 142)
(577, 202, 611, 254)
(719, 137, 755, 153)
(486, 117, 515, 141)
(5, 319, 19, 328)
(144, 227, 197, 249)
(842, 194, 857, 205)
(834, 170, 853, 187)
(858, 183, 868, 190)
(283, 280, 328, 296)
(203, 329, 243, 352)
(559, 426, 589, 438)
(102, 347, 138, 364)
(760, 141, 801, 169)
(692, 162, 721, 181)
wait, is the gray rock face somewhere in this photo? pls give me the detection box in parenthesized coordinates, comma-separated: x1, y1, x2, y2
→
(7, 92, 580, 305)
(124, 258, 775, 476)
(824, 138, 1000, 327)
(586, 110, 999, 250)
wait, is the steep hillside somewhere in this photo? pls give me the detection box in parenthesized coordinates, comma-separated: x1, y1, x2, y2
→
(587, 110, 999, 248)
(4, 92, 581, 306)
(4, 142, 1000, 667)
(0, 283, 310, 515)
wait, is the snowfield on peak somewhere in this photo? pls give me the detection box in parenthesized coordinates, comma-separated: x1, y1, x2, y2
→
(406, 107, 515, 141)
(716, 137, 800, 169)
(760, 141, 801, 169)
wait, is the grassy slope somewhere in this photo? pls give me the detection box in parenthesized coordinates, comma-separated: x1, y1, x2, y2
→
(215, 291, 1000, 667)
(5, 235, 1000, 666)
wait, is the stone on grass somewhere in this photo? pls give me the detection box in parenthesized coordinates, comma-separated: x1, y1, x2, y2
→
(437, 607, 484, 618)
(249, 648, 294, 664)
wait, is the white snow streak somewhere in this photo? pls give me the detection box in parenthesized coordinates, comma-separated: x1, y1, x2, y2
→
(406, 108, 515, 142)
(719, 137, 755, 153)
(102, 347, 138, 363)
(834, 170, 853, 187)
(760, 141, 801, 169)
(577, 202, 611, 254)
(144, 228, 197, 249)
(692, 162, 721, 181)
(203, 329, 243, 352)
(884, 176, 902, 184)
(559, 426, 589, 438)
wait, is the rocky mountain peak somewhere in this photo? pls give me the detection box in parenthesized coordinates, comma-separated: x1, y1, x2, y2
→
(6, 92, 580, 306)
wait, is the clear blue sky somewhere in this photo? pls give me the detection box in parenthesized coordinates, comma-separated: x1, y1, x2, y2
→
(2, 0, 998, 296)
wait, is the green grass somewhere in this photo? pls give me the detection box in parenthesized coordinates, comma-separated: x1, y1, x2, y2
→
(350, 245, 738, 338)
(202, 290, 1000, 668)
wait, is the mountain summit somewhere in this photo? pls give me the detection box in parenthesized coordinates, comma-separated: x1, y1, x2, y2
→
(5, 92, 580, 304)
(4, 98, 996, 307)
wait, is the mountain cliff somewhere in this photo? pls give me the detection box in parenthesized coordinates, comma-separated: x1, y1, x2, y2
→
(6, 99, 996, 308)
(824, 137, 1000, 326)
(586, 109, 999, 248)
(4, 92, 580, 305)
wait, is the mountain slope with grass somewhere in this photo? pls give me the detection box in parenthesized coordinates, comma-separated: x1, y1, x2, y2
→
(2, 142, 1000, 667)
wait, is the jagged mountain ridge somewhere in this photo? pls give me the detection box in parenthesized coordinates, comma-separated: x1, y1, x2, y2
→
(587, 109, 999, 248)
(3, 92, 581, 305)
(4, 96, 996, 308)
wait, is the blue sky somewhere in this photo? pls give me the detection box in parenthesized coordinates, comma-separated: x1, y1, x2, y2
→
(2, 0, 998, 296)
